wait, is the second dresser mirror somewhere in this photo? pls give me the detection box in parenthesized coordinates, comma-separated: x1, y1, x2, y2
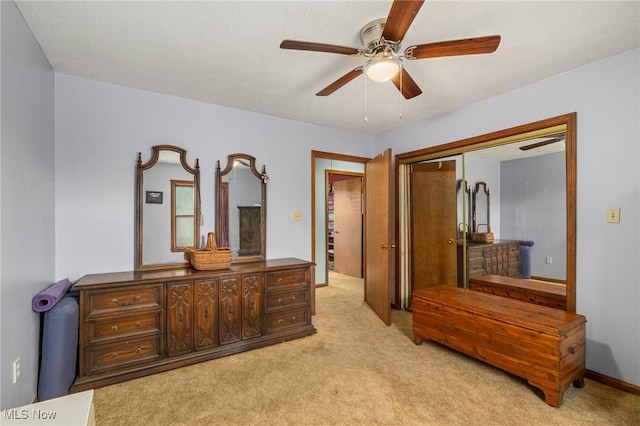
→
(216, 153, 267, 263)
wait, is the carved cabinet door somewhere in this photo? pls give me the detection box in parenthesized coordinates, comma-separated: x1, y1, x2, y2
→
(219, 276, 241, 345)
(241, 274, 263, 340)
(194, 279, 218, 350)
(167, 282, 193, 356)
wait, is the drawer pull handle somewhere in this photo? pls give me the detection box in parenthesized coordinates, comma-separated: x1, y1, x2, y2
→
(135, 322, 141, 328)
(135, 348, 142, 354)
(279, 316, 296, 326)
(277, 278, 283, 283)
(111, 295, 141, 306)
(111, 325, 118, 332)
(111, 352, 118, 358)
(278, 296, 296, 305)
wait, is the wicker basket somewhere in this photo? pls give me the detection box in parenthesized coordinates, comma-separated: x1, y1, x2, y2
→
(472, 224, 494, 244)
(185, 232, 233, 270)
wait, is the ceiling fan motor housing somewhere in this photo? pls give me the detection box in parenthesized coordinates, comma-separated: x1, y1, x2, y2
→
(360, 18, 399, 54)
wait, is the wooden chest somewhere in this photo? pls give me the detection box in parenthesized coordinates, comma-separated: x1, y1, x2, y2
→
(412, 286, 586, 407)
(469, 274, 567, 310)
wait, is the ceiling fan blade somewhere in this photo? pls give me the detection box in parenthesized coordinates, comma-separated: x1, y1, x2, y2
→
(280, 40, 360, 56)
(391, 68, 422, 99)
(405, 35, 501, 60)
(382, 0, 425, 42)
(316, 68, 364, 96)
(519, 137, 563, 151)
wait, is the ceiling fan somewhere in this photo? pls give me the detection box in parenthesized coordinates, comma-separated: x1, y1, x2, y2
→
(280, 0, 501, 99)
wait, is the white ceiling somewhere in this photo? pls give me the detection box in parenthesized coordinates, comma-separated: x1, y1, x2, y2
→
(15, 1, 640, 135)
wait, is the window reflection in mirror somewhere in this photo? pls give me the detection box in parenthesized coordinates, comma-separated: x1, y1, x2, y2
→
(171, 180, 195, 250)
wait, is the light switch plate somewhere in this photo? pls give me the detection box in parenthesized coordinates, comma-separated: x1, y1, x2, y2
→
(293, 211, 302, 221)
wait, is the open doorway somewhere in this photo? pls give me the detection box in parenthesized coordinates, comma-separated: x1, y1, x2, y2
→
(311, 151, 367, 287)
(327, 172, 364, 278)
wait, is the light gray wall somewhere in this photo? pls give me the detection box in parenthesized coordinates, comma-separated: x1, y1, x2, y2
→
(376, 49, 640, 386)
(0, 1, 55, 410)
(501, 152, 566, 279)
(54, 74, 374, 282)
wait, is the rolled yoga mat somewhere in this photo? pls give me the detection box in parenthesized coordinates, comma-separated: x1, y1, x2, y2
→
(32, 278, 72, 312)
(37, 293, 79, 401)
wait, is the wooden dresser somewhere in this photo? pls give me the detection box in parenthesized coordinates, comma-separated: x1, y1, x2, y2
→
(70, 258, 315, 392)
(459, 240, 521, 287)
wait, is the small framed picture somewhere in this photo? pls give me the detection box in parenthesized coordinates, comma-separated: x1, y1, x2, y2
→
(146, 191, 163, 204)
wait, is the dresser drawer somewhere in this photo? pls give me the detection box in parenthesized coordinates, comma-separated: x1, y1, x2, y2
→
(266, 270, 308, 292)
(86, 337, 162, 375)
(468, 257, 486, 278)
(265, 289, 309, 313)
(265, 308, 310, 334)
(87, 312, 162, 345)
(87, 285, 162, 317)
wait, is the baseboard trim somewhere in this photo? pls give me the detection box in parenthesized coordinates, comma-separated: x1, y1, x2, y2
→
(585, 369, 640, 396)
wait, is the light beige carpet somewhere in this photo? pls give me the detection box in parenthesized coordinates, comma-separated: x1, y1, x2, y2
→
(93, 272, 639, 425)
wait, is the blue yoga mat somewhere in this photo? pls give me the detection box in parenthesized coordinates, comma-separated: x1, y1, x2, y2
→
(38, 293, 79, 401)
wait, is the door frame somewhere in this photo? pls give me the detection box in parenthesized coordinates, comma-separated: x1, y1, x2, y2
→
(311, 151, 369, 287)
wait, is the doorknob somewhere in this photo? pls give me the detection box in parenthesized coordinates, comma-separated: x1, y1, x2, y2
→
(380, 244, 397, 249)
(448, 238, 455, 244)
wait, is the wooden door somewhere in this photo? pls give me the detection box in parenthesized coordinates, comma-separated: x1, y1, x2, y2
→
(409, 161, 458, 295)
(364, 149, 393, 325)
(333, 177, 363, 277)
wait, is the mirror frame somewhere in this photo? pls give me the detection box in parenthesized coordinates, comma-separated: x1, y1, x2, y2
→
(395, 112, 577, 313)
(456, 179, 471, 242)
(215, 153, 267, 264)
(136, 145, 200, 271)
(472, 181, 491, 236)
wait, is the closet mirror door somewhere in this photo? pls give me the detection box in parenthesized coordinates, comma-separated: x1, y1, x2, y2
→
(216, 153, 267, 263)
(397, 113, 576, 313)
(136, 145, 200, 271)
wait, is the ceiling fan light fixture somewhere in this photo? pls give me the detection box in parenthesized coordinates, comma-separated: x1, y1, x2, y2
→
(364, 58, 400, 82)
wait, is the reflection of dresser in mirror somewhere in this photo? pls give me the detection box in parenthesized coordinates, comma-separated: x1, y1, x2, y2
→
(238, 206, 261, 255)
(458, 240, 521, 287)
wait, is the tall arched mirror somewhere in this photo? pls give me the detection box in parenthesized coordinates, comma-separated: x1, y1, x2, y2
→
(216, 153, 267, 263)
(472, 181, 491, 238)
(396, 113, 576, 313)
(456, 179, 471, 243)
(136, 145, 200, 271)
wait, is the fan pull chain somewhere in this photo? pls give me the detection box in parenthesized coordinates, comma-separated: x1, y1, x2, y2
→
(364, 72, 369, 122)
(398, 62, 403, 120)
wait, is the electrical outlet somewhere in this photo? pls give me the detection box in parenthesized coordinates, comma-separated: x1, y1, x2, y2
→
(546, 256, 553, 264)
(13, 357, 21, 384)
(606, 207, 620, 223)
